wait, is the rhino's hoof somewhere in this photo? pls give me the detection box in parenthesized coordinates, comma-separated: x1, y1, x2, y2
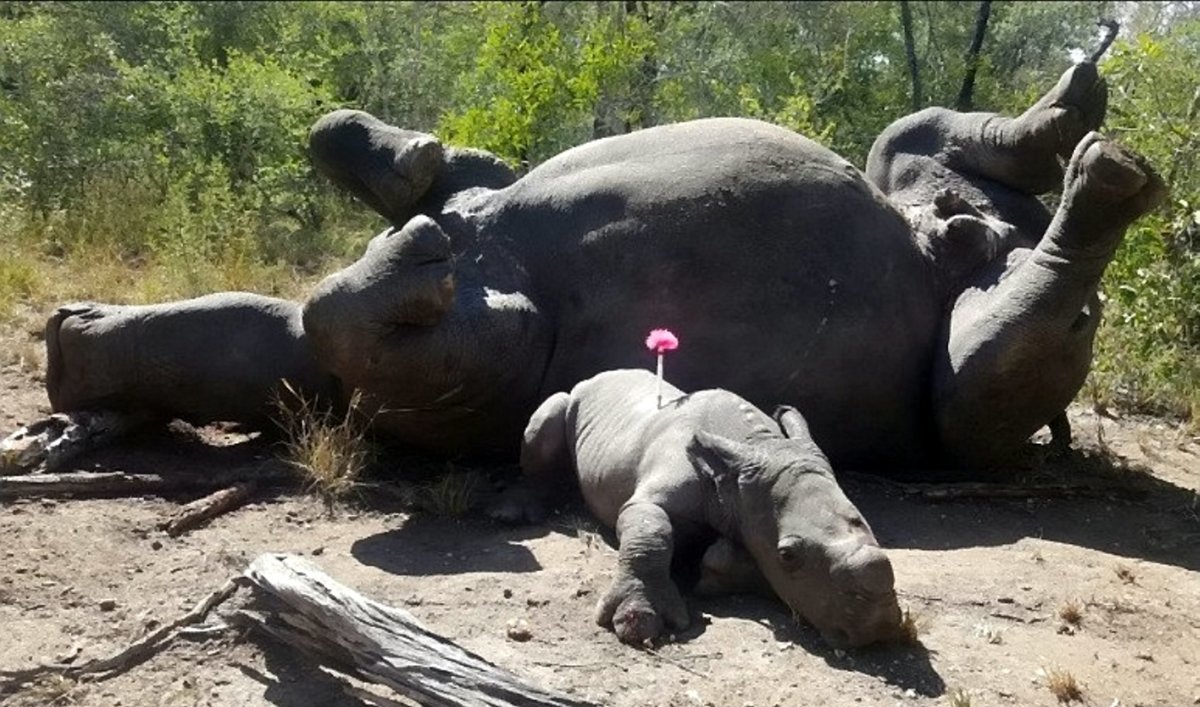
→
(595, 576, 689, 647)
(1068, 133, 1167, 211)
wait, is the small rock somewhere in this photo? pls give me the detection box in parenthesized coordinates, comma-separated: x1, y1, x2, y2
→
(506, 618, 533, 642)
(150, 540, 163, 551)
(311, 546, 324, 556)
(904, 688, 916, 699)
(574, 586, 592, 598)
(526, 597, 548, 607)
(99, 599, 118, 612)
(997, 596, 1015, 604)
(503, 588, 513, 599)
(1134, 652, 1153, 661)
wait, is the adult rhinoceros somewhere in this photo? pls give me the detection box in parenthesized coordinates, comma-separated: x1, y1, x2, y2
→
(40, 61, 1164, 476)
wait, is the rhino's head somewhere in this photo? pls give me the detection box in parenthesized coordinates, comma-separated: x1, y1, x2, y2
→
(687, 411, 903, 648)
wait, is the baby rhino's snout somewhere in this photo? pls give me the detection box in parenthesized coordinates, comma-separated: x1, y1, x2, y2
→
(822, 545, 903, 648)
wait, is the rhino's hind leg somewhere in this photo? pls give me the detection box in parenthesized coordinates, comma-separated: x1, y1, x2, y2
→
(934, 134, 1166, 468)
(46, 294, 336, 432)
(596, 501, 690, 646)
(868, 62, 1107, 197)
(488, 392, 572, 525)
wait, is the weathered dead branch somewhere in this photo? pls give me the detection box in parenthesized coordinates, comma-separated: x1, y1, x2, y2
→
(234, 554, 597, 707)
(159, 482, 257, 536)
(1090, 19, 1120, 63)
(0, 411, 147, 475)
(0, 464, 290, 500)
(0, 578, 239, 687)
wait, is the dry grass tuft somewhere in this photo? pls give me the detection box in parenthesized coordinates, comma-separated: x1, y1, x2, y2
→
(1114, 563, 1137, 584)
(415, 466, 485, 517)
(898, 607, 929, 644)
(1058, 599, 1084, 626)
(275, 384, 373, 514)
(947, 687, 973, 707)
(1045, 668, 1083, 703)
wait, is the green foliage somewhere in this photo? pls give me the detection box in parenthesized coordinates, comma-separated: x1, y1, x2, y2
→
(1087, 23, 1200, 418)
(0, 1, 1197, 420)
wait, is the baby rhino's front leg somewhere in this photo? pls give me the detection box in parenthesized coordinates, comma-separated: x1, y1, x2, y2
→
(595, 501, 689, 645)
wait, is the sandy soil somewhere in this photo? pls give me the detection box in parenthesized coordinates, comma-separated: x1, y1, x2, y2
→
(1, 362, 1198, 707)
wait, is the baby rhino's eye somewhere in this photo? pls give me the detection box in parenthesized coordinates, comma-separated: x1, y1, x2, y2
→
(777, 540, 805, 570)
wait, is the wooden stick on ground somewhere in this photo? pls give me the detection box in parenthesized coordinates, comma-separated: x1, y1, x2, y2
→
(0, 578, 240, 687)
(235, 554, 598, 707)
(159, 482, 257, 537)
(0, 464, 294, 500)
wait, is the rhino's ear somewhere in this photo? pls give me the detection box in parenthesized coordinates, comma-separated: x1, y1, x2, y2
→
(687, 431, 761, 487)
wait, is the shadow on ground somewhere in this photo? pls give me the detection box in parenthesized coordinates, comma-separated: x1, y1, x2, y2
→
(682, 593, 946, 697)
(843, 445, 1200, 573)
(351, 515, 547, 575)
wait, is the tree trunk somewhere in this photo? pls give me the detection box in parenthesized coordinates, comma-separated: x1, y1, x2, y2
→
(955, 0, 992, 111)
(899, 0, 922, 111)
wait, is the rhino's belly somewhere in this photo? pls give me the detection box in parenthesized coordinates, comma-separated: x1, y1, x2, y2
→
(485, 119, 943, 467)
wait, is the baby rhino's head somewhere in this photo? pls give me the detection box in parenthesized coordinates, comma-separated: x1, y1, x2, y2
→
(687, 408, 903, 648)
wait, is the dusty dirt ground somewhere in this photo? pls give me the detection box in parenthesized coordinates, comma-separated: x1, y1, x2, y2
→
(1, 361, 1198, 707)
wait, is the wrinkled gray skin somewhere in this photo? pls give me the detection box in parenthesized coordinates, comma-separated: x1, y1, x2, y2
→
(44, 61, 1165, 475)
(513, 369, 902, 648)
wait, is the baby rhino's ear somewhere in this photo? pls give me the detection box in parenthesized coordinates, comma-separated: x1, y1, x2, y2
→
(772, 405, 831, 463)
(773, 405, 811, 440)
(687, 431, 760, 487)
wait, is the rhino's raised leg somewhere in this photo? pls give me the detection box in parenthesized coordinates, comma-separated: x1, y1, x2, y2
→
(308, 110, 516, 226)
(308, 110, 445, 226)
(489, 391, 572, 524)
(868, 62, 1107, 197)
(933, 133, 1167, 468)
(595, 501, 690, 645)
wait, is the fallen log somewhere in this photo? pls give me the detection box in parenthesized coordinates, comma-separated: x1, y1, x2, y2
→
(159, 482, 257, 536)
(0, 464, 292, 500)
(235, 554, 598, 707)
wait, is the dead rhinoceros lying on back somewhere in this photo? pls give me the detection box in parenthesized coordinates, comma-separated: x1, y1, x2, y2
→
(502, 369, 903, 648)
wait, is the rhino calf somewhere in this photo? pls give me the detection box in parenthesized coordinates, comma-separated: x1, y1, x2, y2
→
(509, 369, 903, 648)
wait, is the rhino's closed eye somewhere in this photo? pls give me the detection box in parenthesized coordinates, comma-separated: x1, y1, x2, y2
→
(777, 545, 805, 570)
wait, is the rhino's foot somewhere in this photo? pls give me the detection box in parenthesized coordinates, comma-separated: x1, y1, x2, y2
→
(487, 480, 551, 525)
(1009, 62, 1107, 163)
(1054, 132, 1167, 249)
(595, 574, 690, 646)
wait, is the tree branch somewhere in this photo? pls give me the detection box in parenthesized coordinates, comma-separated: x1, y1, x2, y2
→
(955, 0, 992, 111)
